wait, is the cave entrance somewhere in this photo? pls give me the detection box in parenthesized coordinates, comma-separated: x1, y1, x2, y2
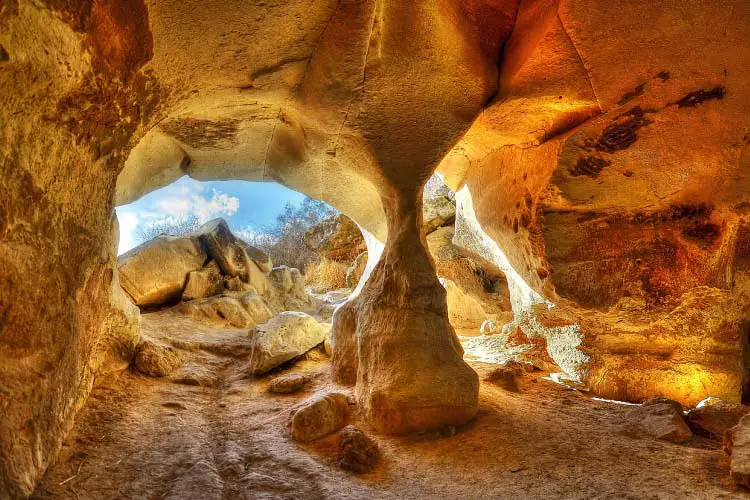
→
(114, 175, 361, 318)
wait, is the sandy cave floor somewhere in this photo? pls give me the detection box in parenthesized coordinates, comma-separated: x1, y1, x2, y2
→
(31, 312, 750, 500)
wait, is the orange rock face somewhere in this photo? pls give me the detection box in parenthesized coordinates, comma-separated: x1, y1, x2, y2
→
(439, 0, 750, 408)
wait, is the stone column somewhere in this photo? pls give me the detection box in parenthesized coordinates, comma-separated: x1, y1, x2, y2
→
(331, 185, 478, 434)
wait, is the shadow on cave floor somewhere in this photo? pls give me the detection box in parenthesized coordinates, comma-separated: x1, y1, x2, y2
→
(31, 312, 743, 500)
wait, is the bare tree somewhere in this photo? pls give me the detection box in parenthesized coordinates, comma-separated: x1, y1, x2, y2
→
(239, 197, 336, 271)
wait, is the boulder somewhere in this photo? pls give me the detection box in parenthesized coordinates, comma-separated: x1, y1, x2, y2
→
(181, 263, 224, 301)
(224, 276, 257, 294)
(304, 215, 365, 262)
(345, 252, 368, 289)
(134, 338, 185, 377)
(422, 175, 456, 234)
(337, 425, 379, 473)
(197, 218, 272, 278)
(175, 293, 273, 329)
(686, 398, 750, 438)
(248, 312, 327, 375)
(118, 234, 207, 307)
(624, 398, 692, 443)
(289, 392, 350, 442)
(725, 414, 750, 488)
(269, 266, 308, 302)
(268, 373, 309, 394)
(482, 366, 520, 392)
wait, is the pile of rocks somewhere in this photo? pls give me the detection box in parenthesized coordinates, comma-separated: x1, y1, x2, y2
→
(118, 218, 311, 328)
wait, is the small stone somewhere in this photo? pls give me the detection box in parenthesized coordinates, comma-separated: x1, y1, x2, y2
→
(482, 367, 520, 392)
(686, 397, 750, 438)
(289, 392, 350, 442)
(134, 338, 184, 377)
(624, 398, 692, 443)
(268, 373, 309, 394)
(337, 425, 379, 473)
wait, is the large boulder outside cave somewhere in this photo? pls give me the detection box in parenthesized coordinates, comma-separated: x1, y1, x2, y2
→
(248, 312, 327, 375)
(269, 266, 308, 304)
(422, 175, 456, 234)
(181, 261, 224, 301)
(304, 214, 365, 262)
(118, 235, 207, 307)
(197, 218, 272, 276)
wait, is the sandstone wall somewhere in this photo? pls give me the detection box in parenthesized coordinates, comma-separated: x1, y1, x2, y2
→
(438, 0, 750, 406)
(0, 1, 161, 496)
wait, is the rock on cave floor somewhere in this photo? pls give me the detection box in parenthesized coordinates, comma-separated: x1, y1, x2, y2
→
(32, 313, 745, 500)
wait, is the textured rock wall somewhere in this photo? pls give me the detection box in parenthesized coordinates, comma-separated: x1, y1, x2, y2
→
(0, 1, 160, 496)
(438, 0, 750, 406)
(1, 0, 519, 495)
(4, 0, 750, 496)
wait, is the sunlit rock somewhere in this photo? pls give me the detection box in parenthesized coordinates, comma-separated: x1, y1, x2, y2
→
(440, 278, 488, 332)
(304, 214, 365, 262)
(423, 175, 456, 234)
(687, 398, 750, 439)
(197, 218, 272, 277)
(182, 263, 225, 301)
(118, 235, 207, 307)
(289, 392, 350, 442)
(175, 293, 273, 329)
(134, 338, 185, 377)
(248, 312, 327, 375)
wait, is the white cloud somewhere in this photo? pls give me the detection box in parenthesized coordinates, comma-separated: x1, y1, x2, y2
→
(116, 177, 241, 255)
(116, 210, 139, 255)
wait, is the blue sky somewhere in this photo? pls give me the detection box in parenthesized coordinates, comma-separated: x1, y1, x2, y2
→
(116, 176, 307, 254)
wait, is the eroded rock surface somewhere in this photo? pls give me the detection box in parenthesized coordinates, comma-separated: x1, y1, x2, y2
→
(304, 214, 365, 262)
(624, 398, 692, 444)
(423, 175, 456, 234)
(726, 414, 750, 488)
(119, 235, 207, 307)
(289, 392, 350, 442)
(134, 338, 185, 377)
(4, 0, 750, 496)
(687, 398, 750, 438)
(268, 373, 309, 394)
(248, 312, 327, 375)
(337, 425, 380, 473)
(181, 262, 224, 301)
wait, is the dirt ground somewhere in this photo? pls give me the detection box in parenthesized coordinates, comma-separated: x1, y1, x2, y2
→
(32, 311, 749, 499)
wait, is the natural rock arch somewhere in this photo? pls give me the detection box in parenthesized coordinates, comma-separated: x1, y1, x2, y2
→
(3, 0, 750, 497)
